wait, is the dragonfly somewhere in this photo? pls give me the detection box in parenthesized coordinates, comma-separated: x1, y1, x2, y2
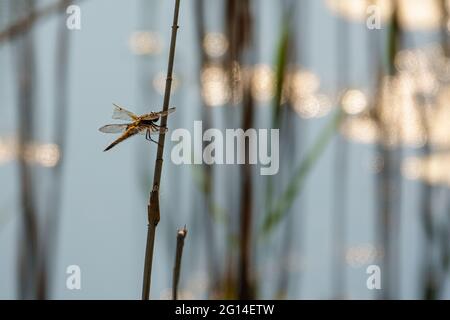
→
(99, 104, 176, 152)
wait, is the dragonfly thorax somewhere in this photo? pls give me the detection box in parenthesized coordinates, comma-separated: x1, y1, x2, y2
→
(139, 119, 159, 125)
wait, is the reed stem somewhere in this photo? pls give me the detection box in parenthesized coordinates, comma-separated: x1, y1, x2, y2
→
(141, 0, 181, 300)
(14, 0, 39, 299)
(172, 227, 187, 300)
(37, 0, 72, 299)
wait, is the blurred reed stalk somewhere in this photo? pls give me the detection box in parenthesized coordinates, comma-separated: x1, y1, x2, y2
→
(438, 2, 450, 296)
(332, 10, 350, 300)
(418, 1, 450, 299)
(142, 0, 181, 300)
(194, 0, 220, 294)
(387, 5, 404, 300)
(0, 0, 83, 43)
(440, 0, 450, 55)
(264, 16, 290, 299)
(172, 227, 187, 300)
(37, 0, 73, 299)
(275, 0, 297, 298)
(13, 0, 39, 300)
(225, 0, 255, 300)
(365, 9, 383, 300)
(373, 4, 403, 299)
(239, 72, 255, 300)
(266, 1, 291, 214)
(417, 93, 436, 299)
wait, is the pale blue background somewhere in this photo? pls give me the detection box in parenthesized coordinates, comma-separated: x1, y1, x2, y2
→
(0, 0, 447, 299)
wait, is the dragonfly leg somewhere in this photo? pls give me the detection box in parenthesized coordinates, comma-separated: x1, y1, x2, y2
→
(146, 129, 162, 147)
(151, 122, 168, 130)
(154, 124, 168, 133)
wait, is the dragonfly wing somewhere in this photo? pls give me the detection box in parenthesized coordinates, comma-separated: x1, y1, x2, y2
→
(99, 124, 128, 134)
(160, 107, 176, 117)
(112, 103, 138, 121)
(141, 107, 176, 121)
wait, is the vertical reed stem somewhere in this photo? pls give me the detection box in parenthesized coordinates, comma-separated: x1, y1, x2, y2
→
(14, 0, 39, 299)
(332, 7, 349, 299)
(37, 0, 72, 299)
(172, 227, 187, 300)
(141, 0, 181, 300)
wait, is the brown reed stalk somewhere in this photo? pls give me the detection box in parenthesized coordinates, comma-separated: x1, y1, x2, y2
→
(239, 84, 255, 300)
(224, 0, 255, 300)
(141, 0, 181, 300)
(172, 227, 187, 300)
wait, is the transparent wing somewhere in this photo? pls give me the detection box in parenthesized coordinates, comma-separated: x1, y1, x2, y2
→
(112, 103, 138, 121)
(141, 107, 176, 121)
(159, 107, 176, 117)
(99, 124, 128, 134)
